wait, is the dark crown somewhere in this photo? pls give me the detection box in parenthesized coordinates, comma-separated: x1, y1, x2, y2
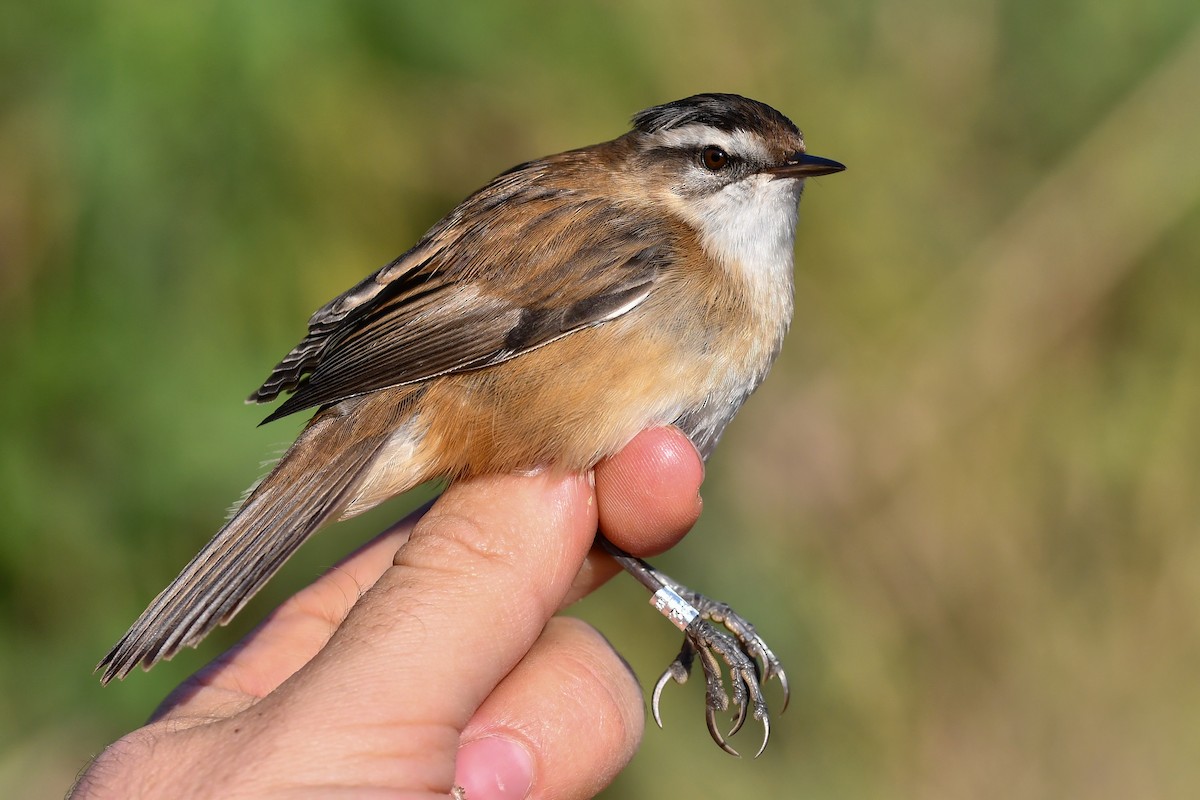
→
(631, 93, 800, 137)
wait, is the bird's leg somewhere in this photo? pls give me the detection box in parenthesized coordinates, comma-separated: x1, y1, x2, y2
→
(596, 535, 789, 758)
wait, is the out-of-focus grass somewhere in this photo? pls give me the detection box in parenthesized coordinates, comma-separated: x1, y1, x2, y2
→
(3, 1, 1200, 797)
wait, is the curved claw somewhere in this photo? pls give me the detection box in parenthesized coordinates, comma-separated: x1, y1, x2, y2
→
(651, 668, 674, 728)
(706, 702, 741, 757)
(753, 712, 771, 759)
(749, 640, 789, 716)
(728, 686, 750, 738)
(651, 646, 694, 729)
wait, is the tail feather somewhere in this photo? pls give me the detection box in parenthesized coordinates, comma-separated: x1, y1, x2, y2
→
(97, 423, 391, 683)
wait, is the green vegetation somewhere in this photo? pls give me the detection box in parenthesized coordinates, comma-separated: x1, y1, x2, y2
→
(3, 1, 1199, 796)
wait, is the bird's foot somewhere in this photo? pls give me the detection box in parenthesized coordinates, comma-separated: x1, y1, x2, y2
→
(649, 585, 788, 758)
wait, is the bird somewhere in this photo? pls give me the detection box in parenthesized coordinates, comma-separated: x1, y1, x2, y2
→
(98, 92, 844, 757)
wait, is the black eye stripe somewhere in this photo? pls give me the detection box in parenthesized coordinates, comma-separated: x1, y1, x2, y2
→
(640, 145, 744, 174)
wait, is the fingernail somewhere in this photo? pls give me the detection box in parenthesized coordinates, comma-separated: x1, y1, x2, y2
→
(455, 736, 534, 800)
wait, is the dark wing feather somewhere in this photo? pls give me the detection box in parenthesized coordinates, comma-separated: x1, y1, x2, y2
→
(252, 153, 672, 423)
(247, 253, 434, 405)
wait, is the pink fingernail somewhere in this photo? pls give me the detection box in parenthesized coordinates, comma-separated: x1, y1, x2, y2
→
(455, 736, 534, 800)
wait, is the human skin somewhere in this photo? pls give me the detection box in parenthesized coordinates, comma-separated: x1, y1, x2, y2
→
(72, 426, 705, 799)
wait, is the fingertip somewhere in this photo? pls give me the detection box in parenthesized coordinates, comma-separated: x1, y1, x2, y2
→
(459, 618, 644, 799)
(594, 427, 704, 556)
(619, 426, 705, 481)
(454, 736, 535, 800)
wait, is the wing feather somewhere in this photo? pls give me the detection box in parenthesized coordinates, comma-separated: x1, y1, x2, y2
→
(252, 150, 673, 423)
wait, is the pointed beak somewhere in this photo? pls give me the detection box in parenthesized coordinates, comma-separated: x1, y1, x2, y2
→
(764, 152, 846, 179)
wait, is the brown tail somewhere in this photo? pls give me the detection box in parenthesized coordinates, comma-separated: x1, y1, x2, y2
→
(97, 409, 393, 683)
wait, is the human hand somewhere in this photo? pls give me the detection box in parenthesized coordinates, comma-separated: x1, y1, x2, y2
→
(73, 427, 704, 799)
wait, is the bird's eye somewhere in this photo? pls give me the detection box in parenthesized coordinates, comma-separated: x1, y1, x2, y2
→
(701, 145, 729, 171)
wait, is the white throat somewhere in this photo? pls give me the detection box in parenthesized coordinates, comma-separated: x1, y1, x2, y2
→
(677, 174, 802, 314)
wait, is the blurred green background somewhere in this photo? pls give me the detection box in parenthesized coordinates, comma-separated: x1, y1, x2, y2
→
(4, 0, 1200, 797)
